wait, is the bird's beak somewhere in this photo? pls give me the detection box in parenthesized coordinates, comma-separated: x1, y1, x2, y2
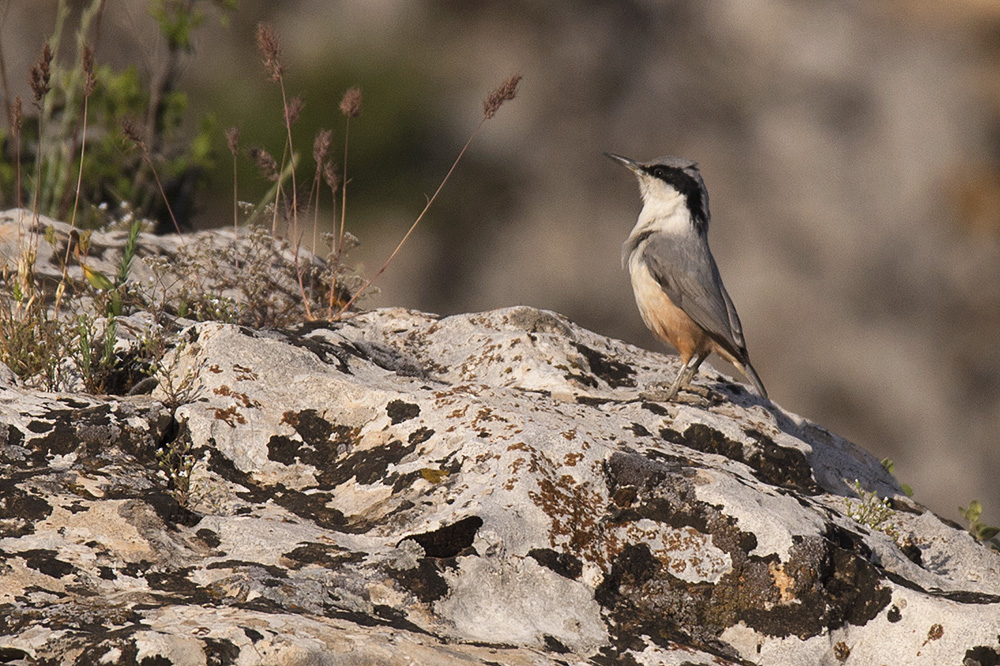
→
(604, 152, 642, 174)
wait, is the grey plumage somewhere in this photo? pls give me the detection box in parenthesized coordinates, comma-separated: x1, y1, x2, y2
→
(606, 151, 767, 400)
(640, 233, 746, 362)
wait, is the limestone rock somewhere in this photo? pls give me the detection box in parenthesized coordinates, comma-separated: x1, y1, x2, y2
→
(1, 305, 999, 665)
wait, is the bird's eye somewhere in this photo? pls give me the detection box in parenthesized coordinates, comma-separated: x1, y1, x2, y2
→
(652, 167, 665, 179)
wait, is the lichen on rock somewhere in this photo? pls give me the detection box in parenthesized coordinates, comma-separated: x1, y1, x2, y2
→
(1, 302, 999, 665)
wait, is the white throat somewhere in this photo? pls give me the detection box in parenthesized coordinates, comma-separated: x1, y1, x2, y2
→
(628, 183, 693, 240)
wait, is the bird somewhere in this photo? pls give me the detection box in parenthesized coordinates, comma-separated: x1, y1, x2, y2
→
(606, 152, 767, 401)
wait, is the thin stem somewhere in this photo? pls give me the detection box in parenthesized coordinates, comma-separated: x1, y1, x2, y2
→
(278, 78, 298, 240)
(338, 116, 350, 259)
(335, 117, 487, 318)
(142, 152, 182, 237)
(54, 93, 91, 315)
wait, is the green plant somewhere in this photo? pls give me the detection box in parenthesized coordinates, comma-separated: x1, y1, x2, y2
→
(880, 458, 914, 497)
(0, 264, 70, 391)
(0, 0, 232, 228)
(959, 500, 1000, 552)
(156, 427, 195, 505)
(845, 479, 900, 541)
(73, 218, 143, 393)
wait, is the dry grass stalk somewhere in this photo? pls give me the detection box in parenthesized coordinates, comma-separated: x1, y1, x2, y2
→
(226, 126, 240, 236)
(310, 128, 333, 252)
(57, 44, 100, 314)
(255, 22, 300, 241)
(334, 73, 521, 318)
(335, 87, 361, 277)
(122, 118, 183, 236)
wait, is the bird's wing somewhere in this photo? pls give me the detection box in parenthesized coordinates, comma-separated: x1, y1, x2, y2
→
(640, 234, 748, 359)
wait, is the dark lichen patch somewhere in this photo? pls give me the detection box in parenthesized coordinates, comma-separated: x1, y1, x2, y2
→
(714, 534, 892, 639)
(280, 542, 364, 570)
(528, 548, 583, 580)
(194, 527, 222, 548)
(144, 491, 201, 529)
(318, 439, 417, 488)
(203, 637, 241, 666)
(387, 557, 450, 604)
(26, 420, 55, 433)
(571, 343, 637, 389)
(629, 423, 651, 437)
(402, 516, 483, 559)
(205, 449, 269, 501)
(26, 410, 79, 458)
(145, 568, 201, 594)
(243, 627, 264, 643)
(598, 449, 892, 652)
(887, 605, 902, 622)
(268, 415, 358, 474)
(595, 543, 740, 660)
(281, 409, 335, 447)
(270, 489, 353, 532)
(19, 549, 77, 578)
(408, 427, 434, 445)
(965, 646, 1000, 666)
(0, 486, 53, 537)
(640, 401, 669, 416)
(387, 400, 420, 424)
(660, 424, 820, 494)
(267, 435, 301, 464)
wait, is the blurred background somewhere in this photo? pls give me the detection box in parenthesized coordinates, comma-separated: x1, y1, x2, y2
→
(3, 0, 1000, 524)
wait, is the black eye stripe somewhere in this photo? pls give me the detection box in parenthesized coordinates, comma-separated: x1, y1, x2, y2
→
(643, 164, 708, 235)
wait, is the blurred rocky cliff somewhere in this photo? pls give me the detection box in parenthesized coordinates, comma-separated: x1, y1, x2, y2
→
(3, 0, 1000, 522)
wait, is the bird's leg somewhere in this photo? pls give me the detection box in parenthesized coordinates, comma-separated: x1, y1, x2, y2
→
(668, 352, 709, 400)
(642, 353, 709, 402)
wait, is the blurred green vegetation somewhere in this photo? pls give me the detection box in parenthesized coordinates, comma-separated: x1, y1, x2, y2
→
(0, 0, 233, 230)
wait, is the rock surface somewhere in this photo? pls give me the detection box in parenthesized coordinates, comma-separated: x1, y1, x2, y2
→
(2, 304, 999, 665)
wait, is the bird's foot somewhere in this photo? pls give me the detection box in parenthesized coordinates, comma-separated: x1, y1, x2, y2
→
(639, 382, 719, 406)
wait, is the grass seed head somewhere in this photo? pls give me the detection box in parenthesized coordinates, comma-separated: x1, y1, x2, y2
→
(249, 146, 278, 181)
(82, 45, 97, 97)
(339, 87, 362, 118)
(483, 73, 522, 120)
(313, 128, 332, 165)
(285, 95, 304, 125)
(121, 118, 149, 154)
(256, 22, 283, 82)
(226, 127, 240, 156)
(29, 43, 54, 105)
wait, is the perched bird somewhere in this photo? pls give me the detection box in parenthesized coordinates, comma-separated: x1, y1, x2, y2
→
(606, 153, 767, 401)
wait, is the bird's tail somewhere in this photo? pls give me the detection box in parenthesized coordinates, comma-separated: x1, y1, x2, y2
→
(736, 359, 768, 399)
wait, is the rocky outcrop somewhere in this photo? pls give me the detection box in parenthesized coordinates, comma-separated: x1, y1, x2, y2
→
(1, 305, 999, 665)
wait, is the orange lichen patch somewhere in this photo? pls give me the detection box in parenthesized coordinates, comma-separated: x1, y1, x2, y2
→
(212, 405, 247, 427)
(769, 561, 796, 603)
(561, 429, 577, 441)
(213, 385, 262, 409)
(515, 446, 613, 571)
(563, 452, 584, 466)
(232, 364, 258, 381)
(471, 406, 508, 430)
